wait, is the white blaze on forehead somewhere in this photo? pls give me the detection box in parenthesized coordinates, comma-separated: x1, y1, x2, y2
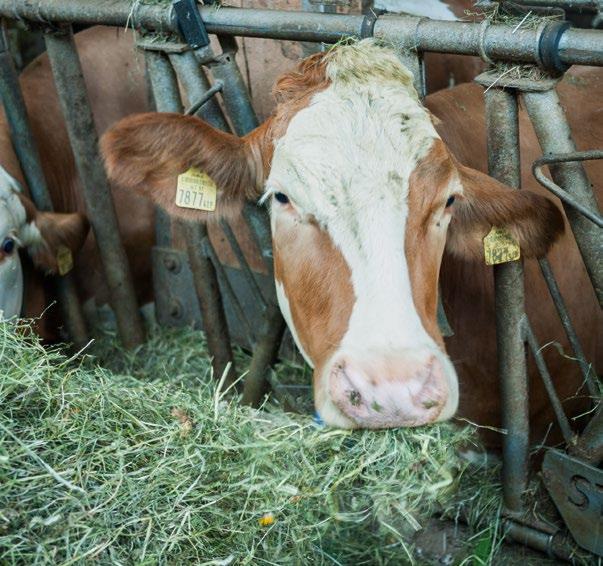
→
(268, 41, 442, 357)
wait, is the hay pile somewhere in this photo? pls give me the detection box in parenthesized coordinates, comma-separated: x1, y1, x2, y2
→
(0, 322, 498, 564)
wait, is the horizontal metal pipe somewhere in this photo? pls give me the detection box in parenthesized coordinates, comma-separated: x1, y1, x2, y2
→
(0, 2, 601, 67)
(504, 520, 575, 562)
(513, 0, 599, 10)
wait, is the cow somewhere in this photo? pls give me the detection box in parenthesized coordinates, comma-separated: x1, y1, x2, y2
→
(0, 25, 270, 339)
(101, 39, 600, 445)
(0, 26, 154, 339)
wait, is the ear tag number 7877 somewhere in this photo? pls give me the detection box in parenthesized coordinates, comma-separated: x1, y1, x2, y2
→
(175, 168, 217, 212)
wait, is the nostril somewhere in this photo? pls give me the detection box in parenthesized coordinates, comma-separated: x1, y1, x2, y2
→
(349, 390, 362, 407)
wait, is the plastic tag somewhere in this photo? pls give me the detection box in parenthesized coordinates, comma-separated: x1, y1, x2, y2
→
(175, 168, 217, 211)
(483, 227, 520, 266)
(56, 245, 73, 276)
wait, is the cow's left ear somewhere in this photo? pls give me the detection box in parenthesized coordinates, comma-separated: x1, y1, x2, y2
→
(17, 194, 90, 274)
(446, 165, 565, 261)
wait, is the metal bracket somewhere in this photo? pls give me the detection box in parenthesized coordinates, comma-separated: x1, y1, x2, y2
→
(173, 0, 209, 49)
(474, 69, 561, 92)
(542, 449, 603, 557)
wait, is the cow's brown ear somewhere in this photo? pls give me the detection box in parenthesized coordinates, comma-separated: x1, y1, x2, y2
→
(446, 165, 565, 261)
(101, 112, 266, 221)
(27, 210, 90, 274)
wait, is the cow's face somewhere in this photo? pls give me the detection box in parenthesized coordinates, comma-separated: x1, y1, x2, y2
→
(0, 169, 89, 321)
(102, 40, 564, 429)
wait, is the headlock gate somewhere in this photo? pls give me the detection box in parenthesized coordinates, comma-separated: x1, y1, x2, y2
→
(0, 0, 601, 560)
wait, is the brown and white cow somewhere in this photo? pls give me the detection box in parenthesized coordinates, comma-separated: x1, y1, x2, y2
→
(0, 26, 155, 338)
(102, 40, 599, 442)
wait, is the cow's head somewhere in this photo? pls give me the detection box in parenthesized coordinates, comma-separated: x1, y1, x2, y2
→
(0, 169, 89, 320)
(101, 40, 563, 429)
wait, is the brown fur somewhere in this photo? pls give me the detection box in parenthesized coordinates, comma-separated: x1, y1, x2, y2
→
(16, 193, 89, 274)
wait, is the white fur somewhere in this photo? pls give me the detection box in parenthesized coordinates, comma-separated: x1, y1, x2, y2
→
(0, 167, 43, 320)
(374, 0, 459, 21)
(268, 41, 459, 423)
(274, 279, 313, 367)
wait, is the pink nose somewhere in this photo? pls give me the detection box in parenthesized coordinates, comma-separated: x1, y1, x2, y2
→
(328, 354, 448, 428)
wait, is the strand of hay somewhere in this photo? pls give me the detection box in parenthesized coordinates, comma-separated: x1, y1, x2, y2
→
(0, 322, 499, 563)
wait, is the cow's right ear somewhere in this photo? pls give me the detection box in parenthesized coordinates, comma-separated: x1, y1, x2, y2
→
(100, 112, 267, 221)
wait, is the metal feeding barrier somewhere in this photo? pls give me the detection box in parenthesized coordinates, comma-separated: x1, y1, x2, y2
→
(0, 0, 600, 560)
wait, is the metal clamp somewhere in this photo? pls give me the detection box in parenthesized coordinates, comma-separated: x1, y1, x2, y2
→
(173, 0, 209, 49)
(538, 21, 571, 74)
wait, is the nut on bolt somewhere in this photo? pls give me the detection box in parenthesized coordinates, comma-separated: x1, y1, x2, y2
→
(163, 254, 181, 273)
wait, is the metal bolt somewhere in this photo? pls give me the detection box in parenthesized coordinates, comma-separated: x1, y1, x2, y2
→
(169, 299, 183, 319)
(163, 254, 181, 273)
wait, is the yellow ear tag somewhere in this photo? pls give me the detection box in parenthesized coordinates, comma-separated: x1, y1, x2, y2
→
(56, 245, 73, 276)
(483, 227, 521, 266)
(175, 167, 217, 211)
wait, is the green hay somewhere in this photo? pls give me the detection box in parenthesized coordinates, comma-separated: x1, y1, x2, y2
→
(0, 321, 499, 564)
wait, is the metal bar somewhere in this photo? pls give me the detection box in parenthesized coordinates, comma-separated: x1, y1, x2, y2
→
(207, 36, 259, 136)
(512, 0, 599, 9)
(522, 319, 576, 445)
(0, 25, 88, 347)
(220, 219, 268, 311)
(168, 50, 230, 131)
(243, 204, 274, 273)
(569, 404, 603, 466)
(504, 520, 576, 562)
(523, 89, 603, 306)
(203, 235, 257, 346)
(185, 80, 223, 116)
(538, 258, 599, 398)
(533, 151, 603, 228)
(1, 3, 601, 67)
(44, 26, 144, 349)
(485, 86, 529, 515)
(144, 50, 182, 248)
(185, 222, 235, 384)
(241, 302, 287, 407)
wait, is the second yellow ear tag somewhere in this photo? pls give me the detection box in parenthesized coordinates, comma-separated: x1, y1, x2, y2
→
(175, 168, 217, 211)
(56, 245, 73, 276)
(484, 227, 521, 266)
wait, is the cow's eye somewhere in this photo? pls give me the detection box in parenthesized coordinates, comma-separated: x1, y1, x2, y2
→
(274, 192, 290, 204)
(2, 237, 15, 254)
(445, 195, 455, 208)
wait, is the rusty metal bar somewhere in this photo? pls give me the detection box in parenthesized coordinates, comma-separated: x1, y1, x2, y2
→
(143, 49, 181, 249)
(168, 49, 230, 131)
(202, 235, 257, 346)
(538, 258, 599, 398)
(207, 36, 259, 136)
(484, 86, 529, 515)
(185, 222, 234, 384)
(44, 26, 144, 349)
(2, 3, 602, 68)
(523, 89, 603, 307)
(220, 219, 268, 311)
(569, 404, 603, 466)
(522, 319, 576, 445)
(242, 302, 287, 406)
(533, 151, 603, 228)
(0, 25, 88, 347)
(504, 520, 576, 562)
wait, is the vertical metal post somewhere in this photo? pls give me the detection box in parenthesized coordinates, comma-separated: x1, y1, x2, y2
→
(168, 49, 230, 131)
(207, 36, 259, 136)
(484, 86, 529, 514)
(44, 27, 144, 349)
(0, 26, 88, 347)
(151, 46, 235, 379)
(144, 49, 182, 248)
(185, 222, 234, 384)
(522, 88, 603, 306)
